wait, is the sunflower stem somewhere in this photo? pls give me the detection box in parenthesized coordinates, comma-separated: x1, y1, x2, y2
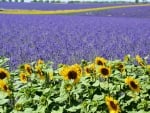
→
(68, 92, 71, 106)
(10, 73, 15, 109)
(107, 78, 110, 96)
(99, 77, 101, 92)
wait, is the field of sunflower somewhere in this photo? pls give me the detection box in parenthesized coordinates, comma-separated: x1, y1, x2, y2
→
(0, 55, 150, 112)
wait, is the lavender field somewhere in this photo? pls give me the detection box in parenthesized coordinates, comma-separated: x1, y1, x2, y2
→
(0, 3, 150, 113)
(0, 4, 150, 70)
(0, 2, 129, 10)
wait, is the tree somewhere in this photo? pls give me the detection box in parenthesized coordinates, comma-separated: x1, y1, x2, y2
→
(135, 0, 139, 3)
(15, 0, 19, 2)
(9, 0, 12, 2)
(21, 0, 24, 2)
(2, 0, 6, 2)
(39, 0, 43, 2)
(45, 0, 49, 3)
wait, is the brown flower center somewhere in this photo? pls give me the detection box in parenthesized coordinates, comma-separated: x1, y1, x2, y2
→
(97, 60, 103, 65)
(130, 81, 138, 89)
(68, 71, 77, 79)
(0, 72, 7, 79)
(26, 67, 32, 74)
(22, 75, 26, 80)
(101, 68, 109, 76)
(3, 85, 8, 91)
(86, 68, 91, 73)
(110, 101, 117, 110)
(118, 64, 124, 69)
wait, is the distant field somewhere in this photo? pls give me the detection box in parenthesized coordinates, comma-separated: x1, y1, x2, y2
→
(78, 5, 150, 18)
(0, 4, 150, 14)
(0, 2, 131, 10)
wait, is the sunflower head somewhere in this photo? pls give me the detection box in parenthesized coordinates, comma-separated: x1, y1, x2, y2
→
(37, 59, 44, 65)
(19, 72, 27, 83)
(145, 65, 150, 74)
(34, 59, 44, 71)
(65, 84, 73, 91)
(49, 71, 53, 80)
(124, 55, 130, 62)
(37, 69, 45, 80)
(84, 63, 95, 76)
(116, 63, 125, 73)
(97, 66, 111, 78)
(125, 76, 140, 93)
(95, 57, 107, 66)
(24, 64, 32, 75)
(105, 96, 120, 113)
(36, 67, 45, 80)
(0, 80, 11, 94)
(135, 55, 145, 67)
(59, 64, 82, 83)
(0, 68, 10, 80)
(15, 103, 23, 111)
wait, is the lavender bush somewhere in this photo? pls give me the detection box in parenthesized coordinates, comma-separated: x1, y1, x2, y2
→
(0, 13, 150, 70)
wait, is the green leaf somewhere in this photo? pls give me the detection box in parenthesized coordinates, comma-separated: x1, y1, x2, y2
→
(93, 94, 104, 101)
(90, 106, 97, 113)
(0, 99, 9, 105)
(51, 106, 64, 113)
(0, 91, 8, 99)
(36, 105, 47, 113)
(24, 108, 34, 113)
(54, 94, 68, 103)
(0, 57, 9, 66)
(92, 80, 99, 87)
(43, 88, 50, 94)
(66, 105, 81, 112)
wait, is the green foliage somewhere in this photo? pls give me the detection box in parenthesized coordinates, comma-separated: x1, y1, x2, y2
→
(0, 55, 150, 112)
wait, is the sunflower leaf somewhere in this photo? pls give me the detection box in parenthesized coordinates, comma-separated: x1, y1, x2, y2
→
(54, 94, 68, 103)
(92, 80, 99, 87)
(93, 94, 104, 101)
(66, 105, 81, 112)
(0, 99, 9, 105)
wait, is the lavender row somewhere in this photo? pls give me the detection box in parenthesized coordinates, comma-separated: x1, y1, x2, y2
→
(0, 2, 130, 10)
(0, 14, 150, 70)
(78, 6, 150, 18)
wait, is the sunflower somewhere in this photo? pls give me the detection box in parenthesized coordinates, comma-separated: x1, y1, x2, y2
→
(15, 103, 23, 111)
(35, 59, 44, 69)
(65, 84, 73, 91)
(19, 72, 27, 83)
(36, 66, 45, 80)
(105, 96, 121, 113)
(145, 65, 150, 74)
(24, 64, 32, 75)
(123, 55, 130, 62)
(49, 71, 53, 80)
(0, 80, 11, 94)
(37, 59, 44, 65)
(0, 68, 10, 80)
(125, 76, 140, 92)
(83, 63, 95, 76)
(97, 66, 111, 78)
(135, 55, 145, 67)
(116, 63, 125, 73)
(59, 64, 82, 83)
(95, 57, 107, 66)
